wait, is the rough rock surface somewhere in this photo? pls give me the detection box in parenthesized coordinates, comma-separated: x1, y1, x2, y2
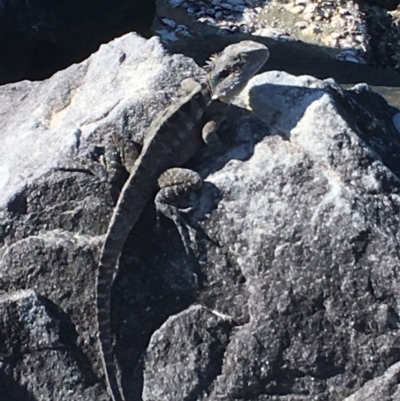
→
(1, 33, 400, 401)
(0, 33, 202, 401)
(0, 289, 104, 400)
(344, 361, 400, 401)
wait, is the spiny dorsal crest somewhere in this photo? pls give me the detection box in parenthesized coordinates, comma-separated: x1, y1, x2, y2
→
(201, 50, 251, 93)
(200, 52, 221, 94)
(203, 52, 221, 73)
(201, 41, 269, 101)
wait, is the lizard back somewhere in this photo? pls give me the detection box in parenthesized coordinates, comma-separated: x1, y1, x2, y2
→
(96, 81, 213, 401)
(96, 40, 270, 401)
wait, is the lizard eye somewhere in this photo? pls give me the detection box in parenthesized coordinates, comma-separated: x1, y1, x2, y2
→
(217, 69, 231, 79)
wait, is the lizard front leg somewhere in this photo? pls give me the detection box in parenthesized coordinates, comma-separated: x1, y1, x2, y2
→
(155, 99, 227, 253)
(99, 132, 139, 182)
(54, 131, 139, 186)
(155, 167, 202, 255)
(201, 99, 226, 149)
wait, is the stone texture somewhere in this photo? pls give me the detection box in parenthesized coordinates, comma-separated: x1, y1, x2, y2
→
(0, 33, 202, 401)
(0, 289, 105, 400)
(1, 33, 400, 401)
(344, 361, 400, 401)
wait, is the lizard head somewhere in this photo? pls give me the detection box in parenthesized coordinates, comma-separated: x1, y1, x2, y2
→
(203, 40, 269, 103)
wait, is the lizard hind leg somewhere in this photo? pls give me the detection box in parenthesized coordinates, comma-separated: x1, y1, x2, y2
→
(155, 167, 202, 255)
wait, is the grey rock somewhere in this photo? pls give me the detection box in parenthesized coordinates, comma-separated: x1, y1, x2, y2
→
(141, 70, 400, 400)
(344, 361, 400, 400)
(0, 289, 105, 400)
(143, 305, 236, 401)
(2, 33, 400, 401)
(161, 18, 177, 29)
(0, 33, 202, 401)
(0, 33, 200, 209)
(176, 24, 192, 37)
(221, 2, 234, 10)
(234, 5, 247, 12)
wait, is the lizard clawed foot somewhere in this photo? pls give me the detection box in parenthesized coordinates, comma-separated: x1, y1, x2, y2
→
(155, 167, 203, 255)
(156, 206, 197, 255)
(96, 133, 139, 183)
(57, 132, 139, 184)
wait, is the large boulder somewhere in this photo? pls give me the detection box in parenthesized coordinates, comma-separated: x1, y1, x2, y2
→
(1, 32, 400, 400)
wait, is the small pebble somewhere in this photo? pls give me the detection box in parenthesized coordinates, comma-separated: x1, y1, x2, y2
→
(294, 21, 307, 29)
(221, 3, 233, 10)
(163, 0, 369, 63)
(234, 5, 247, 12)
(161, 18, 177, 28)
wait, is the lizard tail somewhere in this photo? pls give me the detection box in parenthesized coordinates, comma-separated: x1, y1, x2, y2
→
(97, 235, 126, 401)
(96, 161, 156, 401)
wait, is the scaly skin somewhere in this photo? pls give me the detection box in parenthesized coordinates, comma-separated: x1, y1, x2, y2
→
(96, 40, 269, 401)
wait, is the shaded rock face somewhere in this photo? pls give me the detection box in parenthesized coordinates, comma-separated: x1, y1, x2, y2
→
(0, 289, 105, 400)
(1, 33, 400, 400)
(0, 0, 155, 84)
(359, 0, 400, 10)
